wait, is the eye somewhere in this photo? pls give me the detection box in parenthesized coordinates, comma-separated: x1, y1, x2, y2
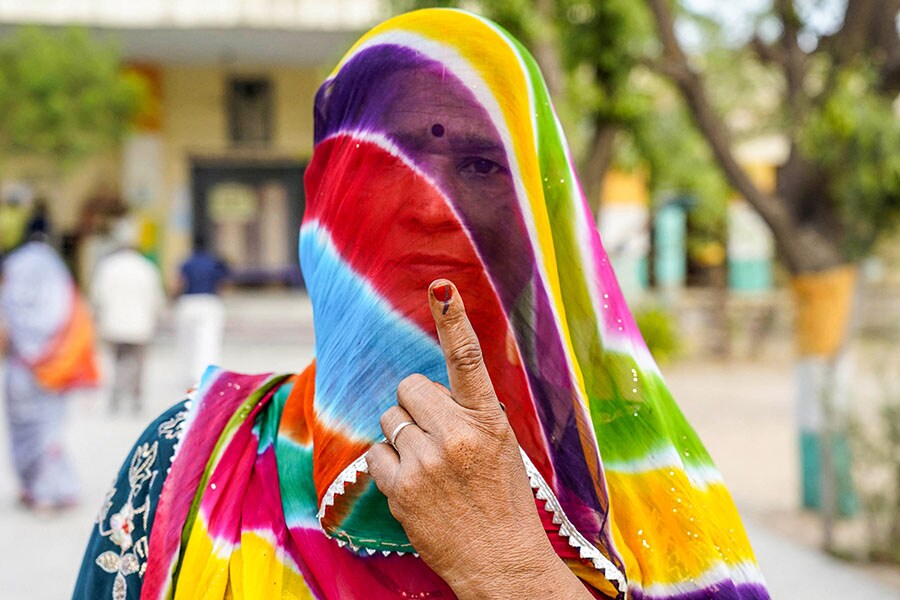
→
(458, 157, 507, 177)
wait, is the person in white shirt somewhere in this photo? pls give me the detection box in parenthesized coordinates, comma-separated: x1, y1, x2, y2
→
(90, 220, 166, 413)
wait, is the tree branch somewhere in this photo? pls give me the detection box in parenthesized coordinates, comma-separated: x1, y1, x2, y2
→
(749, 35, 786, 67)
(774, 0, 806, 131)
(645, 0, 818, 271)
(819, 0, 878, 67)
(872, 0, 900, 93)
(532, 0, 566, 100)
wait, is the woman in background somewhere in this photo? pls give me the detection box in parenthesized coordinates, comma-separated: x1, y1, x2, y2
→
(0, 217, 98, 511)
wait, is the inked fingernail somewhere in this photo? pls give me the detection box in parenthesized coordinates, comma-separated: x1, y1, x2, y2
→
(432, 284, 452, 303)
(432, 283, 452, 315)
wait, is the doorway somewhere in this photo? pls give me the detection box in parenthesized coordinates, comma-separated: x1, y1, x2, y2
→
(191, 159, 305, 287)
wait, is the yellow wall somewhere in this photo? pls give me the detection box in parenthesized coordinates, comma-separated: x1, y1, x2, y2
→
(1, 63, 322, 286)
(156, 64, 322, 281)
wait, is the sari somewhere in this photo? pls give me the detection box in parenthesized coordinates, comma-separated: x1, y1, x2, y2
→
(74, 9, 768, 599)
(1, 240, 99, 507)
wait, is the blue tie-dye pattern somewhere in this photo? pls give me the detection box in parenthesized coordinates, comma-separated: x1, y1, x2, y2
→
(300, 223, 448, 441)
(198, 365, 224, 395)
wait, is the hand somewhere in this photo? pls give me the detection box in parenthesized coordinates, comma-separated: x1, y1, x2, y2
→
(366, 280, 593, 600)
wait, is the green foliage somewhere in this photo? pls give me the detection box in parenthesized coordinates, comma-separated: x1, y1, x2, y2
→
(635, 305, 681, 364)
(670, 4, 900, 263)
(554, 0, 655, 121)
(0, 27, 144, 168)
(800, 69, 900, 260)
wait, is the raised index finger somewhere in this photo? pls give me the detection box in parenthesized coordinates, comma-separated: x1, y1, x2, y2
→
(428, 279, 497, 411)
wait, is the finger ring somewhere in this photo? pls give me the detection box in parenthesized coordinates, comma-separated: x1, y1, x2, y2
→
(389, 420, 416, 448)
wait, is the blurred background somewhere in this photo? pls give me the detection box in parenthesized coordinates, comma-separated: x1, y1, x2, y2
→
(0, 0, 898, 598)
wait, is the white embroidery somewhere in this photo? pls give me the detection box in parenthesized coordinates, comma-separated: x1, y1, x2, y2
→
(94, 399, 193, 599)
(157, 410, 187, 440)
(95, 441, 157, 599)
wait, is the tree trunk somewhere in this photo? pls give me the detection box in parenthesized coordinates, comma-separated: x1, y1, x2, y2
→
(580, 125, 617, 217)
(533, 0, 566, 103)
(791, 265, 859, 541)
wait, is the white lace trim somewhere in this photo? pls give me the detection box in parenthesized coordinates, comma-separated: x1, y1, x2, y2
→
(317, 446, 628, 593)
(316, 454, 416, 556)
(316, 453, 368, 522)
(519, 448, 627, 593)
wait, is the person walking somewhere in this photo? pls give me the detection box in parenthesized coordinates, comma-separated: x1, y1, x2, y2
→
(91, 220, 166, 413)
(0, 217, 99, 511)
(175, 234, 229, 386)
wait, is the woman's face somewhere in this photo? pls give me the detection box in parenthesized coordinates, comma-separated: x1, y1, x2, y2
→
(380, 68, 514, 208)
(375, 66, 530, 283)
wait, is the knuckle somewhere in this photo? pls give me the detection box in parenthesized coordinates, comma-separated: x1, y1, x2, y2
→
(379, 406, 399, 431)
(366, 448, 390, 483)
(397, 373, 431, 399)
(447, 340, 483, 372)
(442, 426, 481, 458)
(418, 450, 443, 474)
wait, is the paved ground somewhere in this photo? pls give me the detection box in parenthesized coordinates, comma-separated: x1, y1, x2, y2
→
(0, 291, 898, 599)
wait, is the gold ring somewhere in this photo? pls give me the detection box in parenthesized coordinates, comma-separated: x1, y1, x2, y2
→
(389, 420, 416, 448)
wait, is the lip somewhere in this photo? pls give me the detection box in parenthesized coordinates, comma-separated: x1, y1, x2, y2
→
(394, 254, 475, 272)
(397, 252, 472, 269)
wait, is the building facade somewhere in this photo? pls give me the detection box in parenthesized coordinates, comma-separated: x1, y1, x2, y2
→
(0, 0, 384, 284)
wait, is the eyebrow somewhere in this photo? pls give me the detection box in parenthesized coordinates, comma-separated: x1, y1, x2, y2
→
(391, 129, 505, 155)
(449, 135, 505, 154)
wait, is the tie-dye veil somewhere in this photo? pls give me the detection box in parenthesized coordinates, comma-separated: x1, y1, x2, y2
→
(135, 8, 768, 600)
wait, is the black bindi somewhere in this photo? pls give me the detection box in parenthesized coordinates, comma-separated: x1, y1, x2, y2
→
(431, 123, 445, 138)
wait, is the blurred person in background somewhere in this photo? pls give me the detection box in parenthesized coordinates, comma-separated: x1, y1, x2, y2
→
(91, 218, 166, 414)
(175, 233, 229, 386)
(26, 198, 52, 240)
(0, 213, 99, 511)
(0, 187, 31, 254)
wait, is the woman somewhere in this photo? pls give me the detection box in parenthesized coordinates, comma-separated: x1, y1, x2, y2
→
(1, 219, 99, 510)
(74, 9, 768, 599)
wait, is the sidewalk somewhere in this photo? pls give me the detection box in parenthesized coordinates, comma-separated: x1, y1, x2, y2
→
(0, 291, 897, 599)
(747, 521, 899, 598)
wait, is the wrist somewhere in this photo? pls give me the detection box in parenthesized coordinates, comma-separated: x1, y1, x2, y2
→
(442, 537, 575, 600)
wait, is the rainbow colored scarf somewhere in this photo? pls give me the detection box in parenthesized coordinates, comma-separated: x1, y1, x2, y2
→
(143, 9, 767, 599)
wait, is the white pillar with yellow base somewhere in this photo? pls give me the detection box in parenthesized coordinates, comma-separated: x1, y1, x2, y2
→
(792, 266, 858, 518)
(597, 169, 649, 301)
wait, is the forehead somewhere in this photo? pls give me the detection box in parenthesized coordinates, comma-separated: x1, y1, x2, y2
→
(380, 67, 484, 120)
(377, 66, 500, 143)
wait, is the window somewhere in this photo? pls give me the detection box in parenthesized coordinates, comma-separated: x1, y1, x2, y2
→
(227, 77, 273, 145)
